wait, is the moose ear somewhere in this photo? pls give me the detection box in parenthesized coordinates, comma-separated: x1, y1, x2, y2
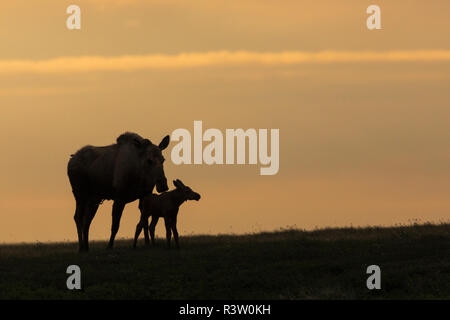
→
(177, 179, 186, 187)
(134, 138, 151, 150)
(133, 138, 142, 148)
(173, 180, 180, 188)
(159, 135, 170, 150)
(142, 139, 151, 147)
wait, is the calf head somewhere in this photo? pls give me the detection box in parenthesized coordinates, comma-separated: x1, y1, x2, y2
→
(173, 179, 201, 201)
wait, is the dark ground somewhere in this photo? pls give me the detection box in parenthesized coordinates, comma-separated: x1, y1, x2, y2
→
(0, 223, 449, 299)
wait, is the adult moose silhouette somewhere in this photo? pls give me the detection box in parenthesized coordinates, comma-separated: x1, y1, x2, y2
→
(67, 132, 170, 252)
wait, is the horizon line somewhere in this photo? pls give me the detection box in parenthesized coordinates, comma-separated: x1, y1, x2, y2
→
(1, 50, 450, 74)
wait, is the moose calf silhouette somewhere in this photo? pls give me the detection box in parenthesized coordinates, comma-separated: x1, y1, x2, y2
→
(133, 179, 201, 249)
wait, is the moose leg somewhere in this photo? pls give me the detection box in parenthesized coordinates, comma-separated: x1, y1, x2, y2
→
(138, 199, 151, 246)
(171, 217, 180, 249)
(133, 217, 147, 248)
(164, 217, 172, 248)
(74, 198, 86, 252)
(133, 222, 142, 248)
(82, 199, 100, 252)
(141, 215, 150, 246)
(149, 216, 159, 245)
(108, 200, 125, 249)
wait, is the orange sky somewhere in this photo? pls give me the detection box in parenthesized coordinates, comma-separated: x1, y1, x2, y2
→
(0, 1, 449, 243)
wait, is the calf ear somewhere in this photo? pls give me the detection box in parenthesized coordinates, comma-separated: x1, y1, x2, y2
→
(159, 135, 170, 150)
(173, 180, 179, 188)
(177, 179, 186, 187)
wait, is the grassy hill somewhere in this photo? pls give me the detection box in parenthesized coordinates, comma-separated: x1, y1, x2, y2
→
(0, 223, 449, 299)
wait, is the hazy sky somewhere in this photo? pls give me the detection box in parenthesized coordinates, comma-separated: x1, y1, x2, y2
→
(0, 1, 449, 243)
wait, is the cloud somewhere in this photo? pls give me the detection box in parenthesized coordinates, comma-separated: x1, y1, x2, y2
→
(1, 50, 450, 74)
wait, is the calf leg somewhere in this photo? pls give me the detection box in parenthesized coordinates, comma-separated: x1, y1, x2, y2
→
(164, 217, 172, 248)
(108, 200, 125, 249)
(171, 217, 179, 249)
(143, 221, 150, 246)
(149, 216, 159, 245)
